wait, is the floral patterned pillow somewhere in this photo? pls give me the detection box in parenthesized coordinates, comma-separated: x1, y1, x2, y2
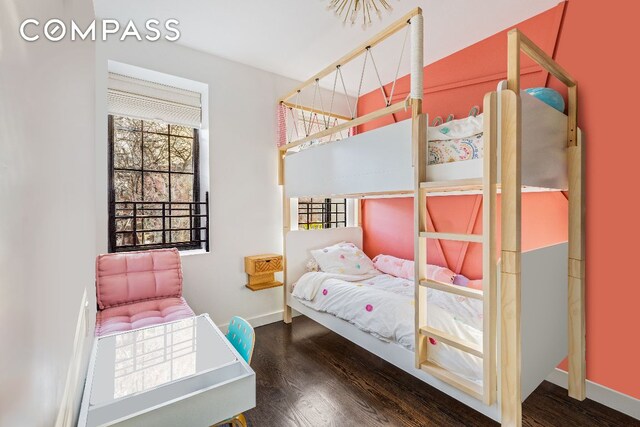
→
(310, 242, 376, 275)
(428, 133, 484, 165)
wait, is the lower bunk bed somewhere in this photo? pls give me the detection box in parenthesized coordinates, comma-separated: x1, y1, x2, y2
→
(285, 226, 568, 423)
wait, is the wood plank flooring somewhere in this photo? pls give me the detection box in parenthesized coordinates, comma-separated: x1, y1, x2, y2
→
(244, 316, 637, 426)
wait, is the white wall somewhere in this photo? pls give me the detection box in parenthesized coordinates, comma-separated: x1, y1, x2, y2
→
(0, 0, 96, 426)
(95, 39, 351, 327)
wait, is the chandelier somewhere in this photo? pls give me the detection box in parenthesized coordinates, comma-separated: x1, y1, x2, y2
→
(327, 0, 394, 28)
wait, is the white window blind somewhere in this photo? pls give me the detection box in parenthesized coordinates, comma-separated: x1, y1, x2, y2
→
(107, 73, 202, 128)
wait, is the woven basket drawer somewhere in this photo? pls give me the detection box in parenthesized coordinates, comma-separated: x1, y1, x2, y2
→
(245, 255, 283, 275)
(254, 258, 282, 273)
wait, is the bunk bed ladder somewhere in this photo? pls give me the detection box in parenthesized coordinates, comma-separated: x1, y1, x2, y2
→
(414, 92, 498, 406)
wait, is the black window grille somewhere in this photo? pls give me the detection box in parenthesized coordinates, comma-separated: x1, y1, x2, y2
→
(108, 115, 209, 252)
(298, 198, 347, 230)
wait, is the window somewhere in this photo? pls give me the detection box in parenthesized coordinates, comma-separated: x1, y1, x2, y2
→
(108, 115, 208, 252)
(297, 198, 347, 230)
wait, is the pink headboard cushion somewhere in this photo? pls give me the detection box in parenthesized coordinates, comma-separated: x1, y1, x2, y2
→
(96, 248, 183, 310)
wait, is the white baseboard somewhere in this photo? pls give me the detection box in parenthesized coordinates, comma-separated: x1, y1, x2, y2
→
(546, 368, 639, 420)
(217, 309, 291, 333)
(245, 310, 288, 328)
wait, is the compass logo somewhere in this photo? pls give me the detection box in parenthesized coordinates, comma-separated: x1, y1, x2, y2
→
(19, 19, 181, 42)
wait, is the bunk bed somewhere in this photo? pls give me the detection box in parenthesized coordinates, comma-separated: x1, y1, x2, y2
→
(277, 8, 585, 426)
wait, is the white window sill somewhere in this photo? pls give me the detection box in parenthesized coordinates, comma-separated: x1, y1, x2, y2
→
(180, 248, 208, 257)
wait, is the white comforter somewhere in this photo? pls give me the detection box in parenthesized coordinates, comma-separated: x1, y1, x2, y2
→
(292, 272, 484, 383)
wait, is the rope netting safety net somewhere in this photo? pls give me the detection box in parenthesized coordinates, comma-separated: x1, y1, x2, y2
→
(277, 22, 413, 149)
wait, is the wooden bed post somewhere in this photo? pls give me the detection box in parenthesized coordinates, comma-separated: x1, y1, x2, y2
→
(280, 149, 293, 324)
(409, 11, 427, 369)
(413, 103, 427, 368)
(501, 87, 522, 427)
(567, 90, 586, 402)
(502, 29, 524, 427)
(283, 192, 292, 324)
(482, 91, 498, 406)
(409, 10, 428, 369)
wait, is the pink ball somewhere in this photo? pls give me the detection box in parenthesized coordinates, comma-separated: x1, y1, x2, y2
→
(322, 289, 328, 296)
(365, 304, 373, 312)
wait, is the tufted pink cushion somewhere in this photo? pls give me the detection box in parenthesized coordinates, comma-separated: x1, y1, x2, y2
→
(95, 297, 194, 336)
(96, 248, 183, 310)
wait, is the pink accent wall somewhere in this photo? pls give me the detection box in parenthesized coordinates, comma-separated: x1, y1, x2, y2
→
(546, 0, 640, 397)
(359, 1, 640, 398)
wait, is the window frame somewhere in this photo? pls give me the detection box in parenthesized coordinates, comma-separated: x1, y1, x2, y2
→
(107, 114, 202, 253)
(297, 198, 347, 230)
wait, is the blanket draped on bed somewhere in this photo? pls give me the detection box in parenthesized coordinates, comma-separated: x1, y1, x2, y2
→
(291, 271, 484, 384)
(292, 271, 380, 300)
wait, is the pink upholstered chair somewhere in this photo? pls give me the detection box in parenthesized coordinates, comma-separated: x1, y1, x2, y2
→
(95, 248, 195, 336)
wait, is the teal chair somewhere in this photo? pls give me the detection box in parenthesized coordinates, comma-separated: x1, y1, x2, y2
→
(226, 316, 255, 364)
(213, 316, 255, 427)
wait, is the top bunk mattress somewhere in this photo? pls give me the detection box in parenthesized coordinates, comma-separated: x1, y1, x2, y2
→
(284, 90, 569, 198)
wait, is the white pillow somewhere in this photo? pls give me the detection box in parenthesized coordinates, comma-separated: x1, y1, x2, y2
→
(310, 242, 376, 275)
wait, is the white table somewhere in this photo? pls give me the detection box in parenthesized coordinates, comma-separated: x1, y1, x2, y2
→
(78, 314, 256, 427)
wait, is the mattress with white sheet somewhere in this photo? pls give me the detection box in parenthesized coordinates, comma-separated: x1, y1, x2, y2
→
(292, 272, 484, 384)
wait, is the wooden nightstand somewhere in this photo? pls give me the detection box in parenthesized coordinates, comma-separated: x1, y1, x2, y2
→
(244, 254, 283, 291)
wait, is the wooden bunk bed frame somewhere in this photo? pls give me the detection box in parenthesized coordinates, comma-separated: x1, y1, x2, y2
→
(277, 8, 585, 426)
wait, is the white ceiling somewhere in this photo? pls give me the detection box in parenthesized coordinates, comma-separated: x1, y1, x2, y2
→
(94, 0, 560, 96)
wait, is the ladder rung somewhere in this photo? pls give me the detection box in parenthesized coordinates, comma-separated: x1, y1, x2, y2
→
(420, 178, 483, 191)
(420, 279, 483, 300)
(419, 231, 483, 243)
(420, 326, 483, 358)
(420, 361, 483, 400)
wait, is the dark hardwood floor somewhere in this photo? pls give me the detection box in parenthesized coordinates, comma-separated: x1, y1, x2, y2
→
(244, 316, 637, 427)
